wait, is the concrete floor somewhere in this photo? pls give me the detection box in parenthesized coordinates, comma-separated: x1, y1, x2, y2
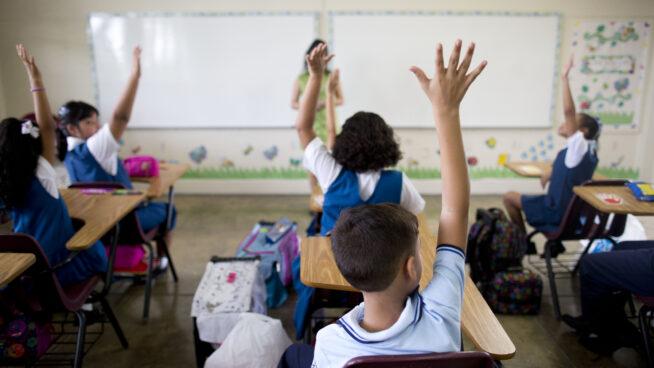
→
(67, 195, 653, 367)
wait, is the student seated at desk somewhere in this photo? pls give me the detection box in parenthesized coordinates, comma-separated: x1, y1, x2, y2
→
(58, 47, 177, 270)
(0, 45, 106, 287)
(292, 43, 425, 340)
(562, 241, 654, 356)
(503, 55, 600, 249)
(279, 40, 487, 368)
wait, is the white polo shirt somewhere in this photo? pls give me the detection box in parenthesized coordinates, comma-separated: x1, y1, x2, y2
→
(564, 131, 594, 168)
(66, 124, 120, 176)
(311, 245, 466, 368)
(303, 137, 425, 214)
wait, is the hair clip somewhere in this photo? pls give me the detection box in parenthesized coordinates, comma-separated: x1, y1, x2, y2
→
(21, 120, 40, 139)
(58, 105, 70, 117)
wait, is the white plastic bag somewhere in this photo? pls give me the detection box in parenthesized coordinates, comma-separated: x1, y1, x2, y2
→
(204, 313, 292, 368)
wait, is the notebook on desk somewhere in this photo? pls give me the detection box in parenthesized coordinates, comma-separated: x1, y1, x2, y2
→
(626, 182, 654, 201)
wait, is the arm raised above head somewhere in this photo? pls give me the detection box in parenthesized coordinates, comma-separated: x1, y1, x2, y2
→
(560, 54, 579, 134)
(16, 44, 56, 165)
(109, 46, 141, 142)
(295, 44, 333, 149)
(410, 40, 486, 251)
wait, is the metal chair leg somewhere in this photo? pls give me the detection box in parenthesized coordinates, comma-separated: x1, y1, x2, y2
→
(98, 295, 129, 348)
(158, 237, 178, 282)
(73, 310, 87, 368)
(545, 241, 561, 318)
(143, 243, 154, 321)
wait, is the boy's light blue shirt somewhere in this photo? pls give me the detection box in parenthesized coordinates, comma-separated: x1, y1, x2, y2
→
(311, 245, 466, 368)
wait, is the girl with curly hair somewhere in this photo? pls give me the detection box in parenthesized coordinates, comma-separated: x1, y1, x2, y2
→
(0, 45, 107, 287)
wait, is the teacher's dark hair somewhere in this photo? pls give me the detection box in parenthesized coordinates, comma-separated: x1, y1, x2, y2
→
(303, 39, 330, 73)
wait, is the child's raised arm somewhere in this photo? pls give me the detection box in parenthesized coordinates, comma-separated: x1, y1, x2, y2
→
(411, 41, 486, 251)
(109, 46, 141, 142)
(560, 54, 579, 134)
(325, 68, 340, 150)
(16, 44, 56, 166)
(295, 43, 333, 149)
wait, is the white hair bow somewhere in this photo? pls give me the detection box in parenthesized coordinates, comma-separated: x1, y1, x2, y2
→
(21, 120, 40, 139)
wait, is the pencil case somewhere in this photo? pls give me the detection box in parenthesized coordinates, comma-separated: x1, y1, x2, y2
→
(626, 181, 654, 201)
(123, 156, 159, 177)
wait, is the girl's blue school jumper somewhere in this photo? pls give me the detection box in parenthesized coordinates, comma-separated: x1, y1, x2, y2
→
(65, 144, 177, 232)
(521, 145, 597, 232)
(11, 177, 107, 287)
(292, 169, 403, 339)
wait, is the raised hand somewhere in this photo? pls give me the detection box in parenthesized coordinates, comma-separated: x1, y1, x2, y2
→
(327, 68, 340, 95)
(306, 43, 334, 77)
(410, 40, 486, 115)
(562, 53, 574, 78)
(16, 44, 43, 85)
(132, 46, 142, 78)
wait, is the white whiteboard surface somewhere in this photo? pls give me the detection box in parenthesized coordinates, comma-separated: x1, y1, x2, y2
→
(88, 13, 317, 128)
(330, 12, 560, 128)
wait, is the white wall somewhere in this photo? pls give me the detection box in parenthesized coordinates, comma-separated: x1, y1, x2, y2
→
(1, 0, 653, 194)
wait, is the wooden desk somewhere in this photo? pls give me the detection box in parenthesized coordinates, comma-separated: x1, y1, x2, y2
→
(61, 189, 145, 251)
(309, 186, 324, 213)
(300, 236, 516, 360)
(0, 253, 36, 288)
(505, 161, 607, 180)
(573, 185, 654, 215)
(131, 163, 189, 199)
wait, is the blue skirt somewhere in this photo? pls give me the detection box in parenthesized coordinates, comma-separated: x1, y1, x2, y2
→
(521, 194, 560, 233)
(135, 202, 177, 233)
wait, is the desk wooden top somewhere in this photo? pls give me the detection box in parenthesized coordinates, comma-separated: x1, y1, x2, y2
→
(61, 189, 145, 251)
(300, 217, 516, 360)
(573, 185, 654, 215)
(309, 186, 324, 213)
(130, 163, 189, 198)
(0, 253, 36, 288)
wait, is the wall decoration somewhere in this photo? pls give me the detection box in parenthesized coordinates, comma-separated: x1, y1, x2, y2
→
(264, 146, 278, 160)
(407, 159, 419, 167)
(572, 21, 651, 130)
(131, 145, 141, 154)
(243, 145, 253, 155)
(289, 158, 302, 167)
(498, 154, 508, 167)
(467, 157, 478, 166)
(220, 159, 235, 168)
(190, 145, 207, 164)
(485, 137, 497, 148)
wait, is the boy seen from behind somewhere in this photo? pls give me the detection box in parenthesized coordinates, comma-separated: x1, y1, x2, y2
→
(311, 40, 487, 367)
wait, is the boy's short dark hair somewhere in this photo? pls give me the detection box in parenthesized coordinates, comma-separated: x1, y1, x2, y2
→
(331, 203, 418, 292)
(331, 112, 402, 173)
(578, 113, 600, 140)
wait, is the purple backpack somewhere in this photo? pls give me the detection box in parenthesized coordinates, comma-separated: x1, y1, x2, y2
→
(483, 269, 543, 314)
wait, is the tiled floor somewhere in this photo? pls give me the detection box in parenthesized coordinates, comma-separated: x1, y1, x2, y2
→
(11, 194, 653, 367)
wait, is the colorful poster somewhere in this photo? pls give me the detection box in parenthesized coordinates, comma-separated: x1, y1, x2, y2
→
(571, 21, 651, 130)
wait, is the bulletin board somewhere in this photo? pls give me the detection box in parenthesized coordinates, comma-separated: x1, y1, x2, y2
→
(570, 20, 651, 131)
(88, 12, 318, 128)
(329, 11, 561, 128)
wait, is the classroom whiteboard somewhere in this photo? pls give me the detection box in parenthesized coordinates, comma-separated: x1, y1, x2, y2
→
(330, 12, 561, 128)
(88, 13, 318, 128)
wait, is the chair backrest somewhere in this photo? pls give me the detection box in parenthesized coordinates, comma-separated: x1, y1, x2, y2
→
(68, 182, 148, 244)
(344, 351, 494, 368)
(0, 233, 68, 313)
(546, 180, 627, 241)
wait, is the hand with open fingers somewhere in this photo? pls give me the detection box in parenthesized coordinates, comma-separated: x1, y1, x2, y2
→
(327, 68, 340, 94)
(132, 46, 142, 77)
(410, 40, 487, 115)
(16, 44, 42, 82)
(563, 53, 574, 79)
(306, 43, 334, 77)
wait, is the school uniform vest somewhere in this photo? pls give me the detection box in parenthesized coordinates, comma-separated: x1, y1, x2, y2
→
(65, 144, 132, 188)
(546, 146, 598, 221)
(320, 169, 403, 235)
(11, 178, 107, 287)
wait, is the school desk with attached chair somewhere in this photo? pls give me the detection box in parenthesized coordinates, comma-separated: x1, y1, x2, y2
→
(300, 220, 516, 362)
(504, 161, 607, 180)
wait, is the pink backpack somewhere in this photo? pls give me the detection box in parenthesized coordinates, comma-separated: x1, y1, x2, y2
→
(123, 156, 159, 177)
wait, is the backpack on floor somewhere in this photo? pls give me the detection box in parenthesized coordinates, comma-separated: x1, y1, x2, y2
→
(236, 219, 299, 308)
(466, 208, 527, 285)
(483, 268, 543, 315)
